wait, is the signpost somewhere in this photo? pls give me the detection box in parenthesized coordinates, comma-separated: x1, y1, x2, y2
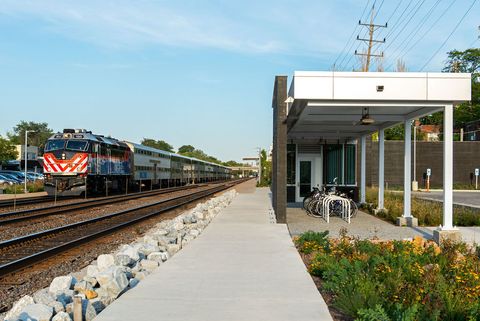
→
(475, 168, 479, 190)
(426, 168, 431, 192)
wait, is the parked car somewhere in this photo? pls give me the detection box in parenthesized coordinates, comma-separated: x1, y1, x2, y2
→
(0, 171, 32, 182)
(0, 178, 14, 187)
(0, 173, 22, 184)
(27, 172, 44, 180)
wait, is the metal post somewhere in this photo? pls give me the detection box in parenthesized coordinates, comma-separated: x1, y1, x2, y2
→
(54, 180, 58, 205)
(13, 183, 17, 211)
(412, 122, 418, 191)
(73, 296, 82, 321)
(378, 129, 385, 210)
(442, 104, 454, 230)
(84, 176, 87, 200)
(404, 120, 412, 218)
(360, 136, 366, 203)
(24, 130, 28, 193)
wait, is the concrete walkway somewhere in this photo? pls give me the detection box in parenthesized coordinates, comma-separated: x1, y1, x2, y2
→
(0, 191, 47, 200)
(95, 186, 332, 321)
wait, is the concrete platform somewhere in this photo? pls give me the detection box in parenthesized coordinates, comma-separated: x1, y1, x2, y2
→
(287, 206, 480, 245)
(95, 186, 332, 321)
(0, 191, 47, 200)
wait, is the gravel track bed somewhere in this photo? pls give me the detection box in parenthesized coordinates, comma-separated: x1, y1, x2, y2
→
(0, 185, 236, 316)
(0, 188, 205, 242)
(0, 202, 188, 315)
(0, 197, 83, 214)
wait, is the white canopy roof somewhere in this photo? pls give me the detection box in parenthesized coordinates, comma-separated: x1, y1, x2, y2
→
(286, 71, 471, 141)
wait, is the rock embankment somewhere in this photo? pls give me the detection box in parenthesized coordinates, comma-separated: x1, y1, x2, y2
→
(3, 190, 237, 321)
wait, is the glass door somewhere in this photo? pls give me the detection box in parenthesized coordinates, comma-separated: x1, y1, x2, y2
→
(296, 157, 313, 202)
(299, 161, 312, 197)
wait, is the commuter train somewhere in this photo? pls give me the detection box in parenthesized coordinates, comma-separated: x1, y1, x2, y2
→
(43, 129, 231, 196)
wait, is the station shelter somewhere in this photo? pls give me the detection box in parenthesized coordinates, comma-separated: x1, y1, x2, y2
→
(271, 71, 471, 241)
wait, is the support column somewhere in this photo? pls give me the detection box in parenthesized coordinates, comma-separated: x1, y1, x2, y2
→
(377, 129, 385, 211)
(271, 76, 288, 223)
(434, 104, 460, 243)
(403, 120, 417, 227)
(443, 104, 454, 230)
(360, 136, 366, 204)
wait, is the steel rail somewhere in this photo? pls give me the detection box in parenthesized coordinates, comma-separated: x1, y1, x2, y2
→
(0, 181, 240, 278)
(0, 183, 213, 225)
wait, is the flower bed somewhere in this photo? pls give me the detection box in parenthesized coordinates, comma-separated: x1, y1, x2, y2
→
(295, 231, 480, 321)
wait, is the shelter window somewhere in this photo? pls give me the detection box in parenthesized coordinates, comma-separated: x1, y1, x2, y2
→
(287, 144, 296, 185)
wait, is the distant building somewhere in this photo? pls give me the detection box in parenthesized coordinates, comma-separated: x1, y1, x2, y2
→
(15, 145, 39, 160)
(418, 125, 441, 141)
(464, 120, 480, 141)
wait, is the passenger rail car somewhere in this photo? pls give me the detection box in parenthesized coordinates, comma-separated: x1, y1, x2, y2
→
(44, 129, 231, 196)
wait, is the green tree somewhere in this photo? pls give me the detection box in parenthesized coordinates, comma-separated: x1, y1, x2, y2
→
(7, 121, 53, 152)
(421, 48, 480, 128)
(222, 160, 244, 167)
(0, 136, 18, 163)
(258, 149, 272, 186)
(178, 145, 195, 154)
(140, 138, 174, 152)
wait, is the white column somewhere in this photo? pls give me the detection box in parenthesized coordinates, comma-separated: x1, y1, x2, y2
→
(360, 136, 366, 203)
(378, 129, 385, 210)
(404, 120, 412, 217)
(443, 104, 454, 230)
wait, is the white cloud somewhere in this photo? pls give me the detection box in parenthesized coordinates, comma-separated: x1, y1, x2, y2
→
(0, 0, 290, 54)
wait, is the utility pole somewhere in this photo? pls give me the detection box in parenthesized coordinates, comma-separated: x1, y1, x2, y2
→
(354, 4, 387, 71)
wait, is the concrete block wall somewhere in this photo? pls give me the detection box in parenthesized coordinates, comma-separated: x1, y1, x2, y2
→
(365, 139, 480, 187)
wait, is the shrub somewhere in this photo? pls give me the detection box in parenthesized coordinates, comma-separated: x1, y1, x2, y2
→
(365, 187, 480, 226)
(296, 232, 480, 320)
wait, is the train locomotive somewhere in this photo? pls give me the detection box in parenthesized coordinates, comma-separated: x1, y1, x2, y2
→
(43, 129, 231, 196)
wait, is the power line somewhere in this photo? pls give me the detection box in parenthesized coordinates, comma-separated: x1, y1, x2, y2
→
(383, 0, 416, 40)
(333, 0, 372, 70)
(383, 0, 427, 53)
(391, 0, 458, 68)
(386, 0, 444, 69)
(420, 0, 478, 71)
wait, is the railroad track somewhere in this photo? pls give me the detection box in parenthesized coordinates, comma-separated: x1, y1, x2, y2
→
(0, 180, 243, 279)
(0, 195, 76, 209)
(0, 184, 204, 226)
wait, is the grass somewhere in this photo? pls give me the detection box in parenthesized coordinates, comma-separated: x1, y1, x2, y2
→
(3, 181, 44, 194)
(364, 187, 480, 226)
(296, 231, 480, 321)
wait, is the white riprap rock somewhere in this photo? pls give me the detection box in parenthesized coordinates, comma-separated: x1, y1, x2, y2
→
(49, 275, 74, 294)
(147, 251, 169, 262)
(52, 311, 72, 321)
(86, 265, 99, 278)
(118, 244, 140, 262)
(97, 254, 115, 271)
(81, 300, 97, 321)
(55, 289, 74, 307)
(4, 295, 34, 321)
(48, 300, 65, 314)
(18, 303, 53, 321)
(33, 288, 55, 305)
(96, 266, 128, 299)
(166, 244, 181, 257)
(139, 259, 159, 271)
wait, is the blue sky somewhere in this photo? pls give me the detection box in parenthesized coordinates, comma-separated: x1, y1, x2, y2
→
(0, 0, 478, 161)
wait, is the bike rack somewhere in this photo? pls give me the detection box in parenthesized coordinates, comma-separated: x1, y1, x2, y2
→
(321, 195, 351, 224)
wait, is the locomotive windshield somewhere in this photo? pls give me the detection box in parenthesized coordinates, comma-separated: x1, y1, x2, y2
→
(45, 139, 65, 151)
(66, 140, 88, 151)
